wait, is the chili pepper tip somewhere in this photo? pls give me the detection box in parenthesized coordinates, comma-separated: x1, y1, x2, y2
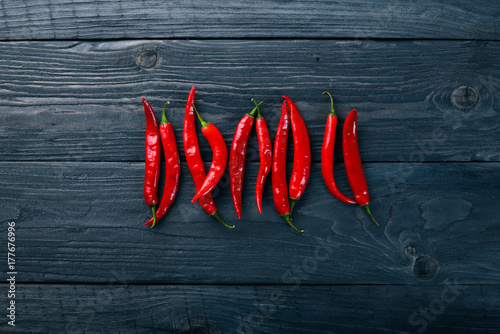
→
(363, 205, 380, 227)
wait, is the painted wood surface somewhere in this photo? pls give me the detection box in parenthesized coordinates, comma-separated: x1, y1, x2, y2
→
(6, 283, 499, 333)
(1, 0, 499, 332)
(0, 0, 499, 40)
(1, 162, 498, 284)
(0, 40, 498, 162)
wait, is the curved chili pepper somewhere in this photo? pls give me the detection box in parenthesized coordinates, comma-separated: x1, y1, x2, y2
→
(283, 95, 311, 215)
(144, 102, 180, 228)
(272, 100, 303, 233)
(343, 109, 379, 226)
(142, 97, 161, 225)
(229, 101, 263, 219)
(183, 86, 233, 229)
(190, 104, 228, 204)
(321, 91, 356, 204)
(254, 99, 272, 215)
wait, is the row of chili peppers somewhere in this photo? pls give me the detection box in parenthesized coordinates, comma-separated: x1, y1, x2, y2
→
(142, 86, 378, 231)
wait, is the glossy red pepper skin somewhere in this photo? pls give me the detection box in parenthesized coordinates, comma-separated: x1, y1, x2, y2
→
(272, 100, 303, 233)
(144, 103, 180, 227)
(191, 106, 228, 204)
(343, 109, 379, 226)
(142, 97, 161, 221)
(321, 92, 356, 204)
(255, 103, 272, 215)
(283, 96, 311, 212)
(183, 86, 232, 228)
(229, 103, 261, 219)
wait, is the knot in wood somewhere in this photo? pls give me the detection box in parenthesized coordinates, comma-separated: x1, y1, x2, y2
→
(450, 86, 478, 111)
(404, 245, 417, 257)
(134, 49, 158, 69)
(413, 256, 438, 281)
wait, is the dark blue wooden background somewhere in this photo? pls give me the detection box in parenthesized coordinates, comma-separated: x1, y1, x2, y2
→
(1, 1, 499, 333)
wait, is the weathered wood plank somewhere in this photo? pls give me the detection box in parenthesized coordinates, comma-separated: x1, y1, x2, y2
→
(0, 0, 498, 40)
(0, 40, 499, 162)
(1, 162, 499, 284)
(4, 283, 499, 333)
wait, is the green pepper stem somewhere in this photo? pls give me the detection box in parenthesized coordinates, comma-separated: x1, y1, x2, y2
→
(282, 214, 303, 233)
(192, 102, 209, 128)
(212, 211, 235, 229)
(289, 198, 297, 217)
(248, 102, 262, 117)
(363, 205, 380, 226)
(251, 98, 264, 119)
(322, 91, 337, 117)
(150, 205, 157, 228)
(160, 101, 170, 125)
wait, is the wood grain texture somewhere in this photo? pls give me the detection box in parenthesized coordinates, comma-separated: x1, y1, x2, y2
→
(1, 161, 498, 284)
(4, 283, 499, 333)
(0, 40, 499, 162)
(1, 1, 496, 332)
(0, 0, 499, 40)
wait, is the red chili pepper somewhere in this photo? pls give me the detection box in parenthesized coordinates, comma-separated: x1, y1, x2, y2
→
(254, 99, 272, 215)
(144, 102, 180, 227)
(283, 95, 311, 214)
(343, 109, 379, 226)
(229, 100, 263, 219)
(190, 103, 228, 204)
(142, 97, 161, 225)
(183, 86, 233, 228)
(272, 99, 303, 233)
(321, 91, 356, 205)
